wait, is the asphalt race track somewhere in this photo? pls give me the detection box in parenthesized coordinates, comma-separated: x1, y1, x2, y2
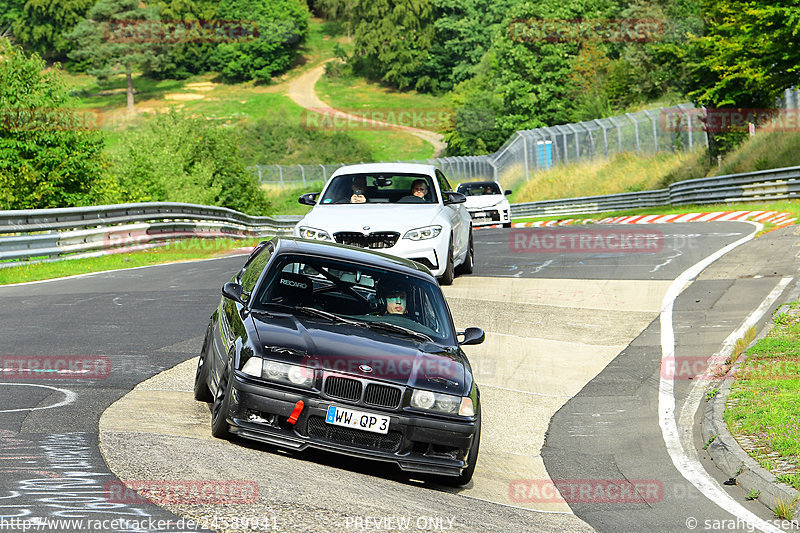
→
(1, 222, 798, 532)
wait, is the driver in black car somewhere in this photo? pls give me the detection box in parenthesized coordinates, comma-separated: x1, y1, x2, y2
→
(377, 282, 409, 315)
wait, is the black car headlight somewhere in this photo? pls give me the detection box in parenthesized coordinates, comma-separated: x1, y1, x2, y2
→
(241, 357, 314, 388)
(410, 389, 475, 416)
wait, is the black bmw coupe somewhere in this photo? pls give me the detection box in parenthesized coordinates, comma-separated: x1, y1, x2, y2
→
(194, 237, 485, 485)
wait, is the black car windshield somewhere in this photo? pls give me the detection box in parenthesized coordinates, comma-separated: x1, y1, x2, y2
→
(317, 173, 437, 204)
(252, 254, 456, 344)
(457, 182, 501, 196)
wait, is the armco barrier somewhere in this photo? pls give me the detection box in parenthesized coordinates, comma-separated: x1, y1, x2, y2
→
(510, 165, 800, 219)
(0, 202, 303, 266)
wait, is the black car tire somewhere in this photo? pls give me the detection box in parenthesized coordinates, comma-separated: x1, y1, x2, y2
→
(502, 222, 512, 228)
(193, 328, 213, 402)
(210, 359, 233, 439)
(439, 237, 455, 286)
(456, 230, 474, 275)
(440, 412, 481, 486)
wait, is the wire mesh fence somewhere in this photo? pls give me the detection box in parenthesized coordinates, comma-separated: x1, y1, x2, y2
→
(251, 89, 800, 189)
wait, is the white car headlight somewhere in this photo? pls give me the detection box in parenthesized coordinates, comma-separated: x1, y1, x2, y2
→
(410, 389, 472, 416)
(298, 226, 332, 241)
(242, 357, 314, 388)
(402, 225, 442, 241)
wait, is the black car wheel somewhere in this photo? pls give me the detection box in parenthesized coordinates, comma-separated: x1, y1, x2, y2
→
(439, 237, 455, 286)
(441, 412, 481, 486)
(210, 359, 233, 439)
(456, 230, 474, 275)
(502, 222, 512, 228)
(193, 327, 213, 402)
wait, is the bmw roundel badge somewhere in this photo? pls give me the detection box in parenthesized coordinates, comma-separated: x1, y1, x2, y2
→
(362, 225, 370, 231)
(359, 364, 373, 373)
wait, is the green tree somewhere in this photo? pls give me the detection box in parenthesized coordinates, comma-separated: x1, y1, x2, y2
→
(686, 0, 800, 108)
(10, 0, 94, 62)
(0, 38, 105, 209)
(107, 112, 271, 215)
(0, 0, 25, 38)
(348, 0, 436, 90)
(211, 0, 310, 82)
(67, 0, 170, 112)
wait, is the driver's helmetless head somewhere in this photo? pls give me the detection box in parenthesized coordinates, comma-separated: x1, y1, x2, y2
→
(385, 290, 407, 314)
(411, 179, 428, 198)
(352, 176, 367, 192)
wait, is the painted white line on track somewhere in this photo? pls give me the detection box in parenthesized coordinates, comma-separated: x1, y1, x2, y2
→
(658, 221, 785, 533)
(0, 383, 77, 413)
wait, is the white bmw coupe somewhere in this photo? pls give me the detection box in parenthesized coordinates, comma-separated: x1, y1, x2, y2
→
(294, 163, 474, 285)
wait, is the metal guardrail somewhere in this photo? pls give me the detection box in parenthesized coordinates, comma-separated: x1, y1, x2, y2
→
(0, 202, 303, 266)
(2, 165, 798, 266)
(509, 166, 800, 219)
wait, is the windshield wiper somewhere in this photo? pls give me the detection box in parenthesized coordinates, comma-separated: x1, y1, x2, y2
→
(265, 303, 365, 326)
(294, 306, 366, 326)
(366, 321, 433, 343)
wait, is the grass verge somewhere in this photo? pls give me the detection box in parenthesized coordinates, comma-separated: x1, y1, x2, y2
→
(0, 238, 260, 286)
(724, 309, 800, 491)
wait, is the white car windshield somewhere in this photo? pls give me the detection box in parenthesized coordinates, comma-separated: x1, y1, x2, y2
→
(457, 182, 501, 196)
(318, 173, 436, 204)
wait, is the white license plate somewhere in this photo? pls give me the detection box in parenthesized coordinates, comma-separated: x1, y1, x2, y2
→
(473, 211, 487, 217)
(325, 406, 390, 434)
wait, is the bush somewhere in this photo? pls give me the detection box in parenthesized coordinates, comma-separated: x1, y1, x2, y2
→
(211, 0, 310, 82)
(106, 112, 270, 215)
(238, 115, 373, 165)
(0, 38, 105, 209)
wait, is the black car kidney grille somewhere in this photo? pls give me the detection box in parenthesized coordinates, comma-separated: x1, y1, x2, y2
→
(334, 232, 399, 249)
(307, 416, 402, 452)
(364, 383, 402, 409)
(325, 376, 362, 402)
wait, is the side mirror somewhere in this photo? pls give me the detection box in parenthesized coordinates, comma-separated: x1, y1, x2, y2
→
(222, 282, 245, 305)
(443, 191, 467, 205)
(504, 189, 512, 196)
(458, 327, 485, 346)
(298, 193, 319, 206)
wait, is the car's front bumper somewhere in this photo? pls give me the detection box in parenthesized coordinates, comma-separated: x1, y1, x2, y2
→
(467, 207, 511, 227)
(226, 374, 478, 477)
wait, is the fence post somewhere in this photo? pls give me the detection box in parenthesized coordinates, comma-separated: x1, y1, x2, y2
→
(643, 110, 658, 153)
(626, 113, 641, 154)
(567, 123, 580, 161)
(520, 132, 530, 181)
(298, 164, 306, 186)
(320, 164, 326, 182)
(595, 119, 608, 158)
(258, 166, 263, 182)
(678, 104, 694, 151)
(277, 165, 283, 186)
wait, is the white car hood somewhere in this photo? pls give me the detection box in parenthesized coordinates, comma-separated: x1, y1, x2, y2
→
(298, 204, 443, 233)
(464, 195, 507, 209)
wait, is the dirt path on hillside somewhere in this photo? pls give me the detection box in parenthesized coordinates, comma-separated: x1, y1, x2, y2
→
(287, 63, 447, 157)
